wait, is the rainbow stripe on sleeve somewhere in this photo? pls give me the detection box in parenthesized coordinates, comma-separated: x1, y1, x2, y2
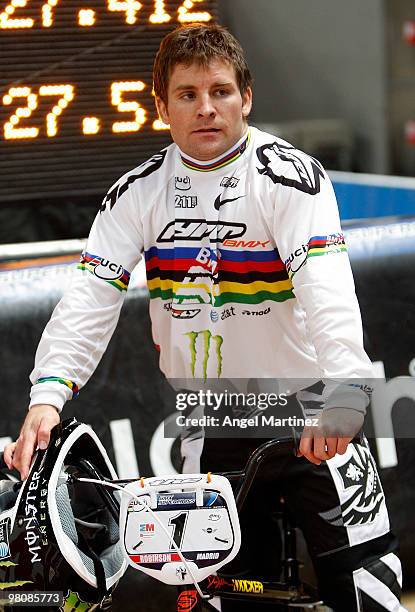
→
(285, 233, 347, 279)
(35, 377, 80, 398)
(145, 246, 295, 306)
(77, 252, 130, 292)
(307, 233, 347, 258)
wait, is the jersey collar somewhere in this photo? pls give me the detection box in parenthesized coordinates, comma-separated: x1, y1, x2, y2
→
(179, 129, 251, 172)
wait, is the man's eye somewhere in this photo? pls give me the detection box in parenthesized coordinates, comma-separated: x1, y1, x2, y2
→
(181, 92, 195, 100)
(216, 89, 229, 96)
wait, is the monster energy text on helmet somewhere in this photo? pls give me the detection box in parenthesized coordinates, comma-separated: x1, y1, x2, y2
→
(0, 419, 127, 610)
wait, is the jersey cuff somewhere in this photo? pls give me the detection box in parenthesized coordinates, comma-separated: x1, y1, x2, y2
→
(29, 380, 77, 412)
(323, 386, 369, 414)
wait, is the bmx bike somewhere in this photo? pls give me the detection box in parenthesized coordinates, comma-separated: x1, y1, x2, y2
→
(0, 435, 329, 611)
(72, 436, 328, 611)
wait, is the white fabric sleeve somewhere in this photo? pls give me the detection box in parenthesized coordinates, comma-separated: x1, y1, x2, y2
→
(29, 181, 143, 411)
(272, 151, 373, 412)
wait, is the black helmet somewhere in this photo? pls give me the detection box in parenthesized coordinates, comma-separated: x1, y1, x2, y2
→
(0, 418, 127, 610)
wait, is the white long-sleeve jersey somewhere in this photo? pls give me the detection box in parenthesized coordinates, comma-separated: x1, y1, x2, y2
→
(29, 127, 373, 411)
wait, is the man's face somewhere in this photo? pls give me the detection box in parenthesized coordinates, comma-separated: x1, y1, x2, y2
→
(156, 58, 252, 161)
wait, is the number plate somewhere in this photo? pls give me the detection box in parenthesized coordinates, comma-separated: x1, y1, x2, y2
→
(119, 474, 241, 585)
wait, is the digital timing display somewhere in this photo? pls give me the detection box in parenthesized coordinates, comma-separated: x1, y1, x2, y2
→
(0, 0, 218, 202)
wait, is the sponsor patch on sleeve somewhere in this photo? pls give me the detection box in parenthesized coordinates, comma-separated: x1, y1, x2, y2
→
(78, 252, 131, 291)
(285, 233, 347, 278)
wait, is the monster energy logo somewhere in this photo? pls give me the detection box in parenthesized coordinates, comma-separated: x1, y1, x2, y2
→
(0, 561, 33, 590)
(61, 590, 94, 611)
(185, 330, 224, 379)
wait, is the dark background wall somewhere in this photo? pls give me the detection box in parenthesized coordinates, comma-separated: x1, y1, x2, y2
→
(219, 0, 390, 174)
(386, 0, 415, 176)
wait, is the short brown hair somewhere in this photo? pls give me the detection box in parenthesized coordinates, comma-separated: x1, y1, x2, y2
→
(153, 24, 253, 104)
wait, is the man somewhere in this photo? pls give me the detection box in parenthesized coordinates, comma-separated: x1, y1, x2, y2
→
(5, 24, 404, 611)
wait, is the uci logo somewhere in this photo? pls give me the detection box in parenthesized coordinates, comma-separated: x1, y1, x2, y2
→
(93, 259, 124, 281)
(285, 244, 308, 277)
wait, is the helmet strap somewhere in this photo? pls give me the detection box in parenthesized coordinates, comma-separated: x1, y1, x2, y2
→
(77, 530, 108, 599)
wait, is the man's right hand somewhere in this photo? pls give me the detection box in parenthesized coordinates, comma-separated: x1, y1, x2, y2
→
(3, 404, 60, 480)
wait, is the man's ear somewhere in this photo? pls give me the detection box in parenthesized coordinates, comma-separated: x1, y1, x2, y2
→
(155, 96, 169, 125)
(242, 87, 253, 119)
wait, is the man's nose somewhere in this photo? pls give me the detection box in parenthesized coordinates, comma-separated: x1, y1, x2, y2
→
(197, 94, 216, 117)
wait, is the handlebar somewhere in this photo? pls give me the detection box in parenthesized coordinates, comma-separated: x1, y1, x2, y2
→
(220, 431, 363, 512)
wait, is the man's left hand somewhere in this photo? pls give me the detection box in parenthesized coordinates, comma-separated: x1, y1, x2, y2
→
(297, 408, 364, 465)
